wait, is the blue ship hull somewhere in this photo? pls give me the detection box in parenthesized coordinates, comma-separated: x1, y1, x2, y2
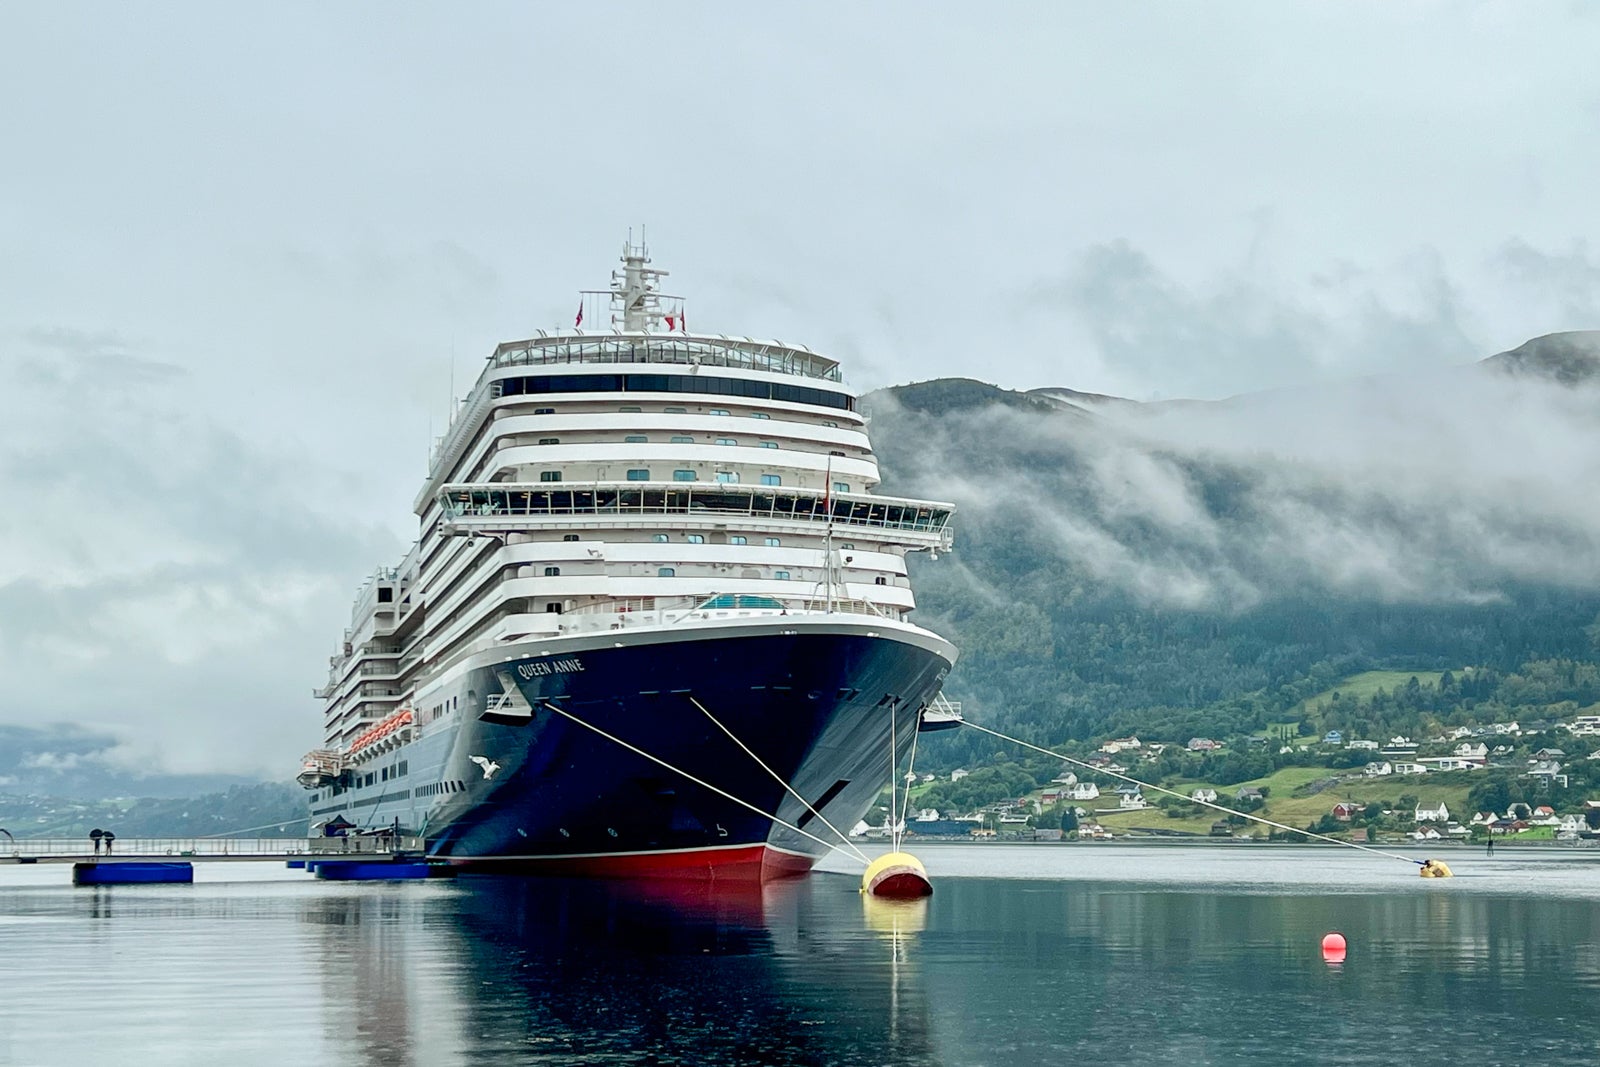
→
(400, 624, 952, 880)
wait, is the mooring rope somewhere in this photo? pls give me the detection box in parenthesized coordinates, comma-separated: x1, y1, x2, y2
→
(539, 700, 867, 866)
(895, 708, 923, 852)
(960, 719, 1425, 865)
(689, 696, 872, 864)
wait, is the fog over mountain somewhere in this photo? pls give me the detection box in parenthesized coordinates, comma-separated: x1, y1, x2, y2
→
(875, 332, 1600, 612)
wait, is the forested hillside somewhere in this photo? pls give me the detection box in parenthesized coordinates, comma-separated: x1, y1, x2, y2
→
(870, 332, 1600, 770)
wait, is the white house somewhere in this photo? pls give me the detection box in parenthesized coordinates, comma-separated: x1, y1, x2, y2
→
(951, 769, 970, 781)
(1051, 772, 1078, 785)
(1568, 716, 1600, 736)
(1454, 742, 1489, 759)
(1117, 794, 1148, 810)
(1409, 826, 1443, 841)
(1347, 739, 1380, 751)
(1191, 788, 1218, 803)
(1415, 801, 1450, 823)
(1068, 782, 1101, 801)
(1364, 761, 1394, 777)
(1419, 757, 1483, 771)
(1393, 762, 1428, 775)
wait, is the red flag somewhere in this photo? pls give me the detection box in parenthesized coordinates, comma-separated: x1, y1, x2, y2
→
(680, 305, 687, 333)
(664, 313, 676, 330)
(575, 300, 584, 328)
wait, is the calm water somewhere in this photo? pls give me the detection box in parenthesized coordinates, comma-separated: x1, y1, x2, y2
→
(4, 844, 1600, 1066)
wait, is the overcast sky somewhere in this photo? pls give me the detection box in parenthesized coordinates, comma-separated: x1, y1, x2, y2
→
(2, 4, 1599, 779)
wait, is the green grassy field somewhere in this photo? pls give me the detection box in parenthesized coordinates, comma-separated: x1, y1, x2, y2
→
(1293, 669, 1459, 723)
(1092, 763, 1476, 839)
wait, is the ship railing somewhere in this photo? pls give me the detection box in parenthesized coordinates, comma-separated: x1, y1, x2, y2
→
(437, 483, 953, 543)
(550, 600, 906, 633)
(489, 336, 844, 383)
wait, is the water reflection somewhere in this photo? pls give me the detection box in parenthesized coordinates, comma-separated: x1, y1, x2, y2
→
(7, 853, 1600, 1066)
(439, 874, 939, 1066)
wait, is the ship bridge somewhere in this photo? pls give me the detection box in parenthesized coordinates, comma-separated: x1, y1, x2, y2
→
(436, 482, 953, 551)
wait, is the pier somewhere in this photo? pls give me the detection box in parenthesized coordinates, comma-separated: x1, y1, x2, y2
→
(1, 835, 426, 865)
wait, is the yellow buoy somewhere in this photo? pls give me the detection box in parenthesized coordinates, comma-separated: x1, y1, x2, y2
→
(861, 851, 933, 897)
(1419, 859, 1453, 878)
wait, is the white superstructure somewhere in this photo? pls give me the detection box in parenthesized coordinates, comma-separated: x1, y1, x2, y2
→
(309, 240, 954, 779)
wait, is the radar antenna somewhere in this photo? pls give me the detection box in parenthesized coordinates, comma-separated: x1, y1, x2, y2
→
(578, 229, 687, 334)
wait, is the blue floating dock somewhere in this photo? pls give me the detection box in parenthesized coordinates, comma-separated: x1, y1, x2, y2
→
(313, 861, 433, 881)
(73, 862, 194, 886)
(285, 859, 306, 869)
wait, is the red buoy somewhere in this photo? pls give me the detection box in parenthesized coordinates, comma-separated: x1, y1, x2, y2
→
(1321, 931, 1347, 963)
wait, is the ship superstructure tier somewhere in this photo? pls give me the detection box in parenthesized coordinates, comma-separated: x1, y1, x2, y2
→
(303, 240, 957, 879)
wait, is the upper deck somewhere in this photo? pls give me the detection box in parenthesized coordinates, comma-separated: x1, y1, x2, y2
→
(490, 333, 842, 383)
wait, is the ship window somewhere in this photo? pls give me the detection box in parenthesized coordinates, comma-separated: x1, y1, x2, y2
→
(875, 576, 888, 585)
(377, 587, 393, 603)
(398, 761, 407, 775)
(775, 570, 790, 580)
(730, 536, 747, 545)
(652, 534, 669, 542)
(658, 567, 676, 577)
(562, 534, 579, 541)
(664, 406, 687, 414)
(545, 602, 563, 613)
(829, 450, 846, 457)
(506, 375, 854, 412)
(760, 442, 778, 448)
(716, 438, 737, 446)
(822, 421, 838, 427)
(626, 469, 650, 481)
(670, 435, 693, 444)
(841, 543, 855, 549)
(539, 438, 561, 445)
(540, 471, 562, 482)
(544, 566, 560, 576)
(620, 406, 642, 413)
(760, 474, 781, 486)
(673, 469, 696, 482)
(715, 471, 740, 483)
(710, 408, 730, 416)
(750, 412, 770, 419)
(625, 435, 647, 443)
(833, 481, 849, 493)
(764, 537, 781, 547)
(534, 407, 555, 415)
(686, 534, 705, 544)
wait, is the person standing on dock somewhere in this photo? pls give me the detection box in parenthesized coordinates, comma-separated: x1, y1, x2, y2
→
(89, 828, 103, 855)
(1487, 836, 1494, 856)
(102, 830, 115, 855)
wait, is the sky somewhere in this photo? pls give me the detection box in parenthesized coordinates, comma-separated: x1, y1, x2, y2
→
(2, 3, 1599, 779)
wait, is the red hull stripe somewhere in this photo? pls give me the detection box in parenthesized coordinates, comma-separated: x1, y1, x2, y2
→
(445, 843, 818, 882)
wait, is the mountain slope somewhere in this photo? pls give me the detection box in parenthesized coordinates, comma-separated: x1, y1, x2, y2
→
(869, 333, 1600, 765)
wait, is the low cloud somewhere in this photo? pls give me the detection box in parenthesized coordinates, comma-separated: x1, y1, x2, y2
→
(0, 331, 397, 777)
(1031, 240, 1481, 399)
(877, 343, 1600, 613)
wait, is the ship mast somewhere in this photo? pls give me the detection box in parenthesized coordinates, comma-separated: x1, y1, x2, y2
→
(606, 232, 684, 333)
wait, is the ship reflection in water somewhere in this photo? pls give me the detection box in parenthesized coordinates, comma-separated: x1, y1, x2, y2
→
(8, 849, 1600, 1066)
(301, 872, 939, 1067)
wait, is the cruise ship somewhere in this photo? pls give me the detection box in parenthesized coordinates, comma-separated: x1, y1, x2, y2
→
(300, 240, 958, 880)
